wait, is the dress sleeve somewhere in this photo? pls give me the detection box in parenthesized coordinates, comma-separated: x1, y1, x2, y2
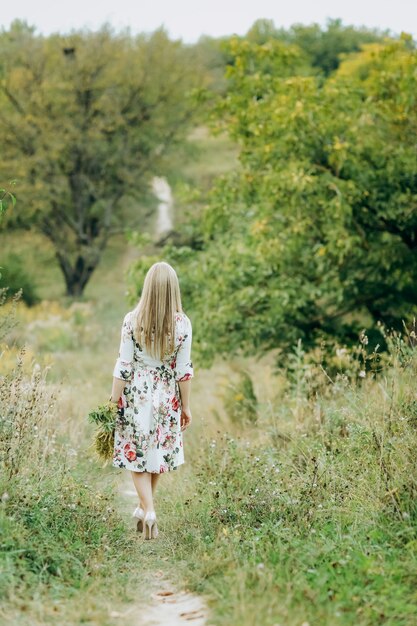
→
(113, 312, 134, 381)
(175, 315, 194, 382)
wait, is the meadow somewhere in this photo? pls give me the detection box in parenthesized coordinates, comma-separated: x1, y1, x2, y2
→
(1, 123, 417, 626)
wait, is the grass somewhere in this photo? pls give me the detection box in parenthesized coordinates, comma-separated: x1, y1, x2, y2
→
(166, 126, 239, 232)
(144, 345, 417, 626)
(0, 302, 151, 625)
(0, 228, 154, 624)
(180, 126, 239, 188)
(1, 129, 417, 625)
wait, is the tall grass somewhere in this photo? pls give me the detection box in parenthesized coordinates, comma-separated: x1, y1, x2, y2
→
(155, 334, 417, 626)
(0, 300, 146, 625)
(2, 224, 416, 625)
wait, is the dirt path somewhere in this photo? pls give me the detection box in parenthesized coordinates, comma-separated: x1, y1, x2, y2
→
(110, 176, 208, 626)
(118, 484, 208, 626)
(136, 578, 207, 626)
(152, 176, 173, 236)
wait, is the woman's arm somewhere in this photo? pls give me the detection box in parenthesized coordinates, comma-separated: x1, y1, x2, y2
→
(175, 315, 194, 430)
(110, 377, 127, 403)
(178, 378, 191, 409)
(111, 313, 134, 403)
(178, 379, 192, 430)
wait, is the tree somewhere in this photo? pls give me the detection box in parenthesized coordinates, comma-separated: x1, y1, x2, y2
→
(190, 35, 233, 94)
(247, 18, 387, 74)
(134, 37, 417, 363)
(246, 19, 280, 45)
(0, 24, 201, 295)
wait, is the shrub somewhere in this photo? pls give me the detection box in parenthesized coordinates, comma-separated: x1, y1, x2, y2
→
(223, 368, 258, 424)
(166, 334, 417, 626)
(0, 254, 39, 306)
(0, 302, 135, 619)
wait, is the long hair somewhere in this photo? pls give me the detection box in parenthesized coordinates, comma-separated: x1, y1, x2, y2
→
(133, 261, 183, 360)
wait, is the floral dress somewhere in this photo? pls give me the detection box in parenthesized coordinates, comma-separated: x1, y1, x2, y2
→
(112, 311, 194, 473)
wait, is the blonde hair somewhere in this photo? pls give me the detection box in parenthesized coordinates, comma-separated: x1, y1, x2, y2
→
(133, 261, 183, 360)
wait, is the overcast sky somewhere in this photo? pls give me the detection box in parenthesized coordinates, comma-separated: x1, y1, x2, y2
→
(1, 0, 416, 41)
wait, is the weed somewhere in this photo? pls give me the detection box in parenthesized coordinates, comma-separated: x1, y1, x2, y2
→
(162, 336, 417, 626)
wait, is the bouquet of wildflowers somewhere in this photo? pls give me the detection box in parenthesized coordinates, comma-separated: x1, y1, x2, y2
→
(88, 401, 119, 461)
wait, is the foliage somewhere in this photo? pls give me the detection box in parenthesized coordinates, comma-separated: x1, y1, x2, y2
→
(140, 37, 417, 364)
(0, 197, 140, 620)
(0, 23, 202, 296)
(0, 186, 16, 218)
(88, 401, 118, 432)
(223, 368, 258, 424)
(189, 36, 233, 94)
(0, 253, 39, 306)
(0, 305, 141, 623)
(191, 19, 388, 95)
(163, 337, 417, 626)
(247, 18, 388, 74)
(0, 300, 96, 372)
(92, 428, 115, 462)
(0, 351, 122, 586)
(88, 401, 118, 461)
(0, 356, 53, 480)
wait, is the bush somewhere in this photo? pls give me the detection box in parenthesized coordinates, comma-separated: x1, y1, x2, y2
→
(223, 368, 258, 424)
(0, 254, 39, 306)
(0, 302, 137, 621)
(165, 336, 417, 626)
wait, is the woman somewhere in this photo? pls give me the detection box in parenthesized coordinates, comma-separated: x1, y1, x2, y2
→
(110, 261, 194, 540)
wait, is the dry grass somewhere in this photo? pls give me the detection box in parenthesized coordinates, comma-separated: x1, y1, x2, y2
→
(2, 278, 417, 625)
(149, 340, 417, 626)
(2, 146, 416, 624)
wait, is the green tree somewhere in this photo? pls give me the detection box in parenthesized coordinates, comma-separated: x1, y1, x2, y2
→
(190, 35, 233, 94)
(247, 18, 386, 74)
(134, 37, 417, 363)
(0, 24, 200, 296)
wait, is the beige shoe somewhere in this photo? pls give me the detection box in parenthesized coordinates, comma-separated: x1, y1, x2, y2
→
(143, 511, 158, 540)
(133, 506, 145, 533)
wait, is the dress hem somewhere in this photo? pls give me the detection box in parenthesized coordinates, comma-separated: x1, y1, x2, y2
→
(112, 460, 185, 474)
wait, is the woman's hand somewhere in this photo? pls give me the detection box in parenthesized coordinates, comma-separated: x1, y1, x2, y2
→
(110, 377, 127, 407)
(180, 406, 192, 431)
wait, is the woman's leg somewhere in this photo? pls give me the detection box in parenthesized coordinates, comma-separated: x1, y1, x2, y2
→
(151, 473, 160, 494)
(136, 474, 159, 509)
(131, 471, 154, 513)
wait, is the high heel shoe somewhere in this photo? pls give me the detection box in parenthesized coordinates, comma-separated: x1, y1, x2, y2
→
(132, 507, 145, 533)
(143, 511, 158, 540)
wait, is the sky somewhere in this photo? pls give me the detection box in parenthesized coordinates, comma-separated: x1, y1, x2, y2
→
(1, 0, 416, 41)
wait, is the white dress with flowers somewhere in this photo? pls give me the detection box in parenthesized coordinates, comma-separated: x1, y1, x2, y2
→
(112, 311, 194, 473)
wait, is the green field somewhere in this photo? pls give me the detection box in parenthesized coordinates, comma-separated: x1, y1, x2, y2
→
(1, 129, 417, 626)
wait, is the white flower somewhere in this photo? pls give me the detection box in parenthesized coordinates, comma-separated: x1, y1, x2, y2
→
(359, 370, 366, 378)
(359, 331, 369, 345)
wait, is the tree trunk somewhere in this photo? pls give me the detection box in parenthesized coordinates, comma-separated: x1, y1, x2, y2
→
(56, 251, 101, 297)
